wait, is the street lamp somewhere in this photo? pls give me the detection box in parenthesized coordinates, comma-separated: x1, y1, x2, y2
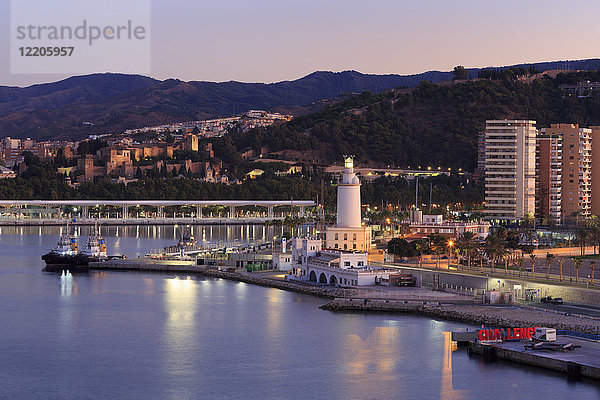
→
(448, 240, 454, 269)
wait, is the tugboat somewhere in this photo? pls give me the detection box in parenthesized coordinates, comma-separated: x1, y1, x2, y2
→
(42, 227, 88, 269)
(80, 228, 108, 262)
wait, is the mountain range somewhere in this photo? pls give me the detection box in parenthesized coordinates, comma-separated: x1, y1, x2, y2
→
(2, 58, 600, 140)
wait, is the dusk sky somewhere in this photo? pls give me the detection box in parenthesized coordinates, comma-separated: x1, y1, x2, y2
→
(1, 0, 599, 87)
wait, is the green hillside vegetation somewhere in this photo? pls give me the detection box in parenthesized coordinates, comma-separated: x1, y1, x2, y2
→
(232, 71, 600, 171)
(0, 154, 482, 209)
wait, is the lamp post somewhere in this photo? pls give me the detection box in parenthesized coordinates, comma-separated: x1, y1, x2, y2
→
(448, 240, 454, 269)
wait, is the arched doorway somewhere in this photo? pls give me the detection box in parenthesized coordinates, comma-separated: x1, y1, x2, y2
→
(319, 273, 328, 284)
(329, 275, 338, 286)
(309, 270, 317, 282)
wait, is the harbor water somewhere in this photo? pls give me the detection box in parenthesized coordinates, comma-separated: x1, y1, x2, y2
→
(1, 225, 599, 399)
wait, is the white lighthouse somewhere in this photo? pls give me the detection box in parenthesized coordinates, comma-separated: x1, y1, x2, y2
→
(325, 156, 371, 252)
(336, 156, 362, 228)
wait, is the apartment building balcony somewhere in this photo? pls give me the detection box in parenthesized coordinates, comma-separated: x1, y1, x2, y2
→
(485, 191, 517, 196)
(486, 202, 516, 207)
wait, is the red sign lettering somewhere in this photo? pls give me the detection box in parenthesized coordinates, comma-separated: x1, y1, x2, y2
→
(476, 327, 537, 342)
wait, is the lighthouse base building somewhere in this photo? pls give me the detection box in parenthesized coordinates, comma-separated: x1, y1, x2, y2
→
(289, 157, 392, 286)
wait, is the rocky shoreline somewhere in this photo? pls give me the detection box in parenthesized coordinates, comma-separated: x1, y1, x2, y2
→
(199, 268, 600, 334)
(197, 268, 343, 298)
(321, 299, 600, 335)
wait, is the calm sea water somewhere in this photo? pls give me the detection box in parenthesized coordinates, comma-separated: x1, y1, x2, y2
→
(0, 226, 599, 400)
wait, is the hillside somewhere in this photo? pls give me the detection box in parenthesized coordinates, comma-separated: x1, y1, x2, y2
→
(2, 58, 600, 140)
(0, 74, 159, 116)
(0, 70, 452, 140)
(231, 70, 600, 171)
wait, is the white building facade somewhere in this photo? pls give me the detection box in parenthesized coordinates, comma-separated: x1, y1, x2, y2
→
(484, 120, 537, 221)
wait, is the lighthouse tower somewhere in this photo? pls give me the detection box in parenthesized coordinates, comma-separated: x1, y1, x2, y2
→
(336, 157, 362, 228)
(325, 156, 371, 252)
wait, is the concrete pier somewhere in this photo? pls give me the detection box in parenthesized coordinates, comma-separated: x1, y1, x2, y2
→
(89, 258, 197, 273)
(469, 339, 600, 379)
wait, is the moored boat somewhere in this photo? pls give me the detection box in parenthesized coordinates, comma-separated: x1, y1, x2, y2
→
(42, 227, 89, 269)
(80, 228, 108, 262)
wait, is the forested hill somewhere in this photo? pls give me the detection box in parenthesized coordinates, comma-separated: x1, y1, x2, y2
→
(231, 70, 600, 171)
(3, 58, 600, 141)
(0, 70, 450, 140)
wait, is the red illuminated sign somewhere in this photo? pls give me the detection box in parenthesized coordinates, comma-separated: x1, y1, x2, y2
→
(478, 327, 537, 341)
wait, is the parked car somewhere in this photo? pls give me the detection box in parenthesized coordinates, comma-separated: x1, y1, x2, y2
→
(550, 297, 564, 305)
(540, 296, 552, 303)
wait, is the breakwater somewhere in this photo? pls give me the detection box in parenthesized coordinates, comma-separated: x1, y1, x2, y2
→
(321, 300, 600, 335)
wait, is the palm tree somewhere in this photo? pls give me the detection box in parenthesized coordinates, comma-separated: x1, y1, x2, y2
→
(589, 221, 600, 255)
(414, 240, 427, 268)
(484, 230, 507, 274)
(559, 258, 564, 282)
(572, 256, 582, 283)
(516, 257, 524, 277)
(478, 244, 485, 273)
(529, 254, 537, 278)
(576, 227, 590, 256)
(456, 231, 476, 270)
(546, 253, 555, 281)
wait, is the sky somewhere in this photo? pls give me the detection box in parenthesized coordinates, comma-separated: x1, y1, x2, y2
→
(1, 0, 600, 87)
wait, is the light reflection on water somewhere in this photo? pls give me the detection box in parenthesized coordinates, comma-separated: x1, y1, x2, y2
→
(164, 277, 199, 390)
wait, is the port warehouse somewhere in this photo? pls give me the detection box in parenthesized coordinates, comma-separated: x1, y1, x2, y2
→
(0, 200, 315, 219)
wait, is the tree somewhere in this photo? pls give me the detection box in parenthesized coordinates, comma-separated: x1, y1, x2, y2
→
(522, 212, 536, 245)
(591, 261, 596, 286)
(546, 253, 555, 281)
(453, 66, 468, 80)
(576, 227, 590, 256)
(414, 240, 428, 268)
(428, 234, 448, 270)
(387, 238, 419, 258)
(559, 258, 564, 282)
(506, 231, 520, 250)
(516, 256, 524, 278)
(529, 254, 536, 278)
(22, 151, 39, 166)
(456, 231, 476, 269)
(589, 221, 600, 254)
(572, 256, 582, 283)
(484, 229, 507, 274)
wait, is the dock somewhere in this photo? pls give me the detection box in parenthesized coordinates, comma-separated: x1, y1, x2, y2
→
(89, 258, 198, 273)
(469, 338, 600, 379)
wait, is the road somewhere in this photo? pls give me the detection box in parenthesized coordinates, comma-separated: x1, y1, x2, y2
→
(521, 300, 600, 319)
(389, 256, 600, 288)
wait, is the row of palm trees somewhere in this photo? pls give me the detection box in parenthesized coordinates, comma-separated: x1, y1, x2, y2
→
(452, 229, 595, 284)
(575, 220, 600, 256)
